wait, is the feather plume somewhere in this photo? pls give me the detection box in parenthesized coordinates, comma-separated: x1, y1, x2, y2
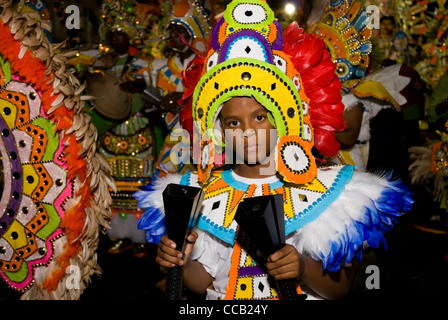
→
(282, 22, 345, 157)
(0, 1, 115, 299)
(134, 174, 183, 243)
(290, 170, 413, 271)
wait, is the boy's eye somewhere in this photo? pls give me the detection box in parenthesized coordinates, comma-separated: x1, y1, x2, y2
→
(255, 115, 265, 121)
(227, 120, 239, 127)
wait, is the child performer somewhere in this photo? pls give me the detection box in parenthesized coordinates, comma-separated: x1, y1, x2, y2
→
(135, 0, 413, 300)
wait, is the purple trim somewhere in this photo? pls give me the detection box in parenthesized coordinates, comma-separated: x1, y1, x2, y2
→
(218, 30, 274, 64)
(239, 265, 266, 277)
(212, 17, 224, 51)
(271, 20, 283, 51)
(0, 116, 22, 237)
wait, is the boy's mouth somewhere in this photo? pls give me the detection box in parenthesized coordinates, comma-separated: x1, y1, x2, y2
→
(244, 144, 258, 152)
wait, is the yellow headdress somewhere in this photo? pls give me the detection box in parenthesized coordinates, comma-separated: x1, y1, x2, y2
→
(192, 0, 317, 184)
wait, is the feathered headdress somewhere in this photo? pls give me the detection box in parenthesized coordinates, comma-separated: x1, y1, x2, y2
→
(0, 1, 115, 299)
(180, 0, 345, 184)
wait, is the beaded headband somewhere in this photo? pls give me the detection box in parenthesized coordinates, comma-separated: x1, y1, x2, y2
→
(192, 0, 316, 184)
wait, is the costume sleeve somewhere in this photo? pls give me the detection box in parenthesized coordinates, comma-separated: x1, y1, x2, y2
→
(190, 227, 232, 279)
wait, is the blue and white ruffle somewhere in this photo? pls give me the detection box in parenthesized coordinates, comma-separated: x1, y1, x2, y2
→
(135, 184, 167, 244)
(134, 174, 183, 243)
(134, 169, 413, 274)
(292, 172, 413, 272)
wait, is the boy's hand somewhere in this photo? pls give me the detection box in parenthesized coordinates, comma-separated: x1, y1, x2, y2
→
(265, 244, 301, 280)
(156, 232, 198, 268)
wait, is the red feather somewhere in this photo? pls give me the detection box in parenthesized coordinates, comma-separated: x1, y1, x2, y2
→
(283, 22, 345, 157)
(179, 53, 206, 141)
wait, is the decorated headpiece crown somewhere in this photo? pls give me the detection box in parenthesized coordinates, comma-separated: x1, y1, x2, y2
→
(166, 0, 212, 52)
(315, 0, 373, 81)
(192, 0, 318, 184)
(99, 0, 147, 48)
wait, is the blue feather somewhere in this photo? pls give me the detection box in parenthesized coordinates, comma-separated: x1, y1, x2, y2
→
(355, 248, 363, 263)
(134, 176, 170, 243)
(321, 179, 413, 272)
(134, 190, 158, 209)
(137, 207, 167, 243)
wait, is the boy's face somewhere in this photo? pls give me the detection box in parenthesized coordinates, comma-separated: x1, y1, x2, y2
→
(220, 96, 277, 165)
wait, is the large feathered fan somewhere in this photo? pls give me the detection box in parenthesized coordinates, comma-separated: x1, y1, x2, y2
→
(0, 1, 115, 299)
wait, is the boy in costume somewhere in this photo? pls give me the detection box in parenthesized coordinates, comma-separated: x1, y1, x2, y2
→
(135, 0, 413, 299)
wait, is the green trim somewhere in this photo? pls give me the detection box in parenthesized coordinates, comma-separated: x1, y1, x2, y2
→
(193, 58, 304, 146)
(4, 258, 28, 283)
(36, 203, 61, 240)
(224, 0, 275, 30)
(0, 53, 12, 87)
(32, 117, 59, 162)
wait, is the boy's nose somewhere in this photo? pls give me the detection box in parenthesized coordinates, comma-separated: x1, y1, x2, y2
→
(239, 119, 254, 132)
(243, 128, 256, 139)
(240, 121, 256, 137)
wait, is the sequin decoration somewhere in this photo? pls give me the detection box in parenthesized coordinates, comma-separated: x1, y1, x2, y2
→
(0, 56, 71, 292)
(315, 0, 373, 81)
(99, 113, 156, 211)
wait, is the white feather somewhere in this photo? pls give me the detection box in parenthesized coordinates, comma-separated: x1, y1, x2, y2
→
(134, 174, 183, 213)
(366, 64, 411, 106)
(409, 141, 445, 200)
(289, 171, 392, 260)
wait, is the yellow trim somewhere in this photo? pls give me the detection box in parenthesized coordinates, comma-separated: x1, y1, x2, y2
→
(340, 150, 357, 166)
(353, 80, 399, 108)
(194, 60, 304, 141)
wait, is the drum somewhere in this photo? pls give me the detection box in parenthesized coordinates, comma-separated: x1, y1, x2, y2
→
(85, 71, 133, 135)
